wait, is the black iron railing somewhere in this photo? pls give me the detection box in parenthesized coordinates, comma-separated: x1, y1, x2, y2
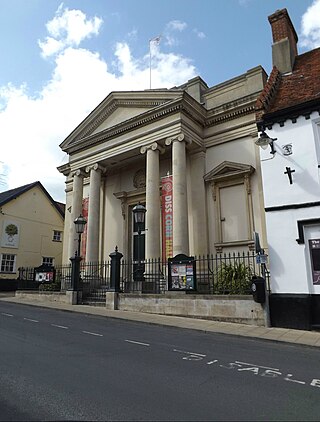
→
(80, 261, 111, 304)
(16, 252, 268, 297)
(195, 252, 263, 295)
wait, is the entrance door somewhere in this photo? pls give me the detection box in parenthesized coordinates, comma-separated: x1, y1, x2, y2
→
(304, 224, 320, 327)
(132, 205, 145, 281)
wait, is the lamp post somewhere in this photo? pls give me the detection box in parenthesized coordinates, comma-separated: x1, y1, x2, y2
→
(132, 203, 146, 281)
(70, 214, 87, 293)
(74, 214, 87, 257)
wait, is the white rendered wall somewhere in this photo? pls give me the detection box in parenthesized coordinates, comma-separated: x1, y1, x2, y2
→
(266, 207, 320, 294)
(259, 112, 320, 294)
(260, 114, 320, 207)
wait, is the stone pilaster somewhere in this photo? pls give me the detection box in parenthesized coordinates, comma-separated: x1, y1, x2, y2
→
(85, 163, 104, 263)
(165, 133, 190, 256)
(140, 142, 164, 259)
(69, 169, 86, 259)
(190, 151, 208, 256)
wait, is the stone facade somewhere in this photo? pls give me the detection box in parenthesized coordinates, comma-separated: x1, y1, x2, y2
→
(58, 68, 268, 264)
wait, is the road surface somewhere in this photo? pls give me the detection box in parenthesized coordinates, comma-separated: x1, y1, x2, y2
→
(0, 302, 319, 421)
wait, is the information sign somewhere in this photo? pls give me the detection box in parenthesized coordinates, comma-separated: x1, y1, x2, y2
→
(168, 254, 196, 291)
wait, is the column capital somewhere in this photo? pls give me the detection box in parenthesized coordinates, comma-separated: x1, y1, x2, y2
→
(85, 163, 106, 173)
(140, 142, 165, 155)
(165, 133, 191, 146)
(71, 168, 86, 178)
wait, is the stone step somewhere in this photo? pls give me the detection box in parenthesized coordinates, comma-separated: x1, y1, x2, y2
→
(81, 301, 105, 307)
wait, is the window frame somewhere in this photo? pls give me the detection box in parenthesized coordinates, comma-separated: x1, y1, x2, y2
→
(0, 253, 17, 273)
(42, 257, 54, 267)
(52, 230, 62, 242)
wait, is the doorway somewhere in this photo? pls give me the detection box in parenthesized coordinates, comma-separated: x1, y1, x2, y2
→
(131, 204, 145, 281)
(304, 224, 320, 328)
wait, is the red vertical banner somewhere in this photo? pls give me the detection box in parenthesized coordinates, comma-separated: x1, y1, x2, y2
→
(81, 197, 89, 259)
(161, 175, 173, 260)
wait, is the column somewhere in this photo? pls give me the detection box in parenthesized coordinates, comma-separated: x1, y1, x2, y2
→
(68, 169, 85, 259)
(140, 142, 164, 259)
(85, 163, 104, 263)
(165, 133, 189, 256)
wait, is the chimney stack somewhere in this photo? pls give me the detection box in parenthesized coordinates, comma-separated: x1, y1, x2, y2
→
(268, 8, 298, 74)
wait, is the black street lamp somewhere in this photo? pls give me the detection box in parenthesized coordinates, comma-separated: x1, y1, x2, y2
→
(132, 203, 146, 281)
(74, 214, 87, 257)
(132, 203, 146, 235)
(70, 214, 87, 295)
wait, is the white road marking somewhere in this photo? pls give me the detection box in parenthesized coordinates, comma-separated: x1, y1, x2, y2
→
(82, 331, 103, 337)
(285, 374, 306, 385)
(1, 313, 13, 317)
(235, 361, 280, 371)
(173, 349, 316, 390)
(173, 349, 206, 357)
(23, 318, 39, 323)
(125, 340, 150, 347)
(311, 379, 320, 388)
(51, 324, 68, 329)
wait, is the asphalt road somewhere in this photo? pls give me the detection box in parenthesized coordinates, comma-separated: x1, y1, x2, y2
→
(0, 302, 320, 421)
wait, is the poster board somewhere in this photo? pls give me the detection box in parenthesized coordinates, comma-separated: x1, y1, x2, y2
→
(168, 254, 196, 291)
(34, 265, 55, 283)
(309, 239, 320, 285)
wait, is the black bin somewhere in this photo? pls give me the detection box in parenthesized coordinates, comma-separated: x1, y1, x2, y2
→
(251, 276, 266, 304)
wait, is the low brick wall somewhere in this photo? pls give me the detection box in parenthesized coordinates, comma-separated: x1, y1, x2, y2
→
(107, 292, 265, 326)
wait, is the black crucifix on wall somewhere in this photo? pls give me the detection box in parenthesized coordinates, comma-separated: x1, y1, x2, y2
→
(284, 166, 295, 184)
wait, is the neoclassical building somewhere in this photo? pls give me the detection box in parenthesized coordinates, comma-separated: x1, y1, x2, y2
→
(58, 68, 268, 265)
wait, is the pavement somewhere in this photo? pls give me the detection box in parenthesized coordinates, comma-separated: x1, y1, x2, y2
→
(1, 293, 320, 348)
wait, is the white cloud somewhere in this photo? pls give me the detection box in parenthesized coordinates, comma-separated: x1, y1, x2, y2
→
(300, 0, 320, 49)
(128, 28, 138, 39)
(164, 20, 187, 46)
(38, 37, 64, 58)
(0, 6, 197, 202)
(39, 3, 103, 58)
(167, 20, 187, 32)
(193, 28, 206, 39)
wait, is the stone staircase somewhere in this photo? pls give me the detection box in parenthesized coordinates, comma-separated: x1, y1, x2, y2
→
(81, 288, 107, 306)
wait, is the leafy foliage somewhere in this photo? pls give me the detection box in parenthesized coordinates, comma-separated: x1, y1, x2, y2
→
(39, 281, 61, 292)
(214, 261, 253, 294)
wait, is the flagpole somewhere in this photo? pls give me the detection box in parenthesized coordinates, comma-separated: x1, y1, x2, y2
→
(149, 35, 161, 90)
(149, 39, 152, 89)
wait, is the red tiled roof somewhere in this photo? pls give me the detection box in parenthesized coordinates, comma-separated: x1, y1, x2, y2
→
(268, 47, 320, 114)
(255, 66, 281, 121)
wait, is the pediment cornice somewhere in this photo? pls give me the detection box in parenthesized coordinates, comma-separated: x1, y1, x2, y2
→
(61, 93, 207, 154)
(204, 161, 255, 182)
(60, 90, 183, 151)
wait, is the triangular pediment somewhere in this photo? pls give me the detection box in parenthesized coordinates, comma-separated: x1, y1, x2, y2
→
(204, 161, 255, 182)
(60, 90, 183, 151)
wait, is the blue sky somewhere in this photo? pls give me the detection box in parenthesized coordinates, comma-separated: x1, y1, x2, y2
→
(0, 0, 319, 202)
